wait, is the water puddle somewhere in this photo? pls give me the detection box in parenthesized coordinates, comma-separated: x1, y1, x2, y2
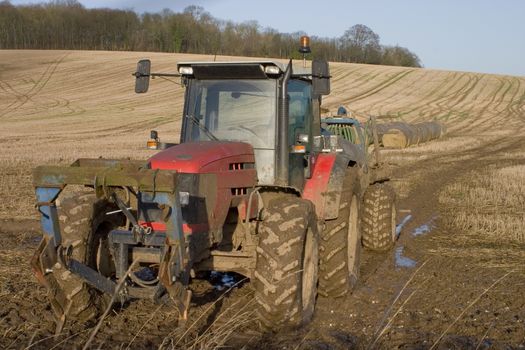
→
(413, 224, 432, 236)
(395, 246, 417, 268)
(134, 267, 157, 281)
(210, 271, 237, 291)
(412, 215, 437, 236)
(396, 214, 412, 237)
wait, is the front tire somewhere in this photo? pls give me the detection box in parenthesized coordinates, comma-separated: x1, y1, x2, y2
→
(254, 197, 319, 331)
(43, 193, 123, 324)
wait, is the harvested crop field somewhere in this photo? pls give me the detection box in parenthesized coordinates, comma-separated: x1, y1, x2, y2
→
(1, 50, 525, 349)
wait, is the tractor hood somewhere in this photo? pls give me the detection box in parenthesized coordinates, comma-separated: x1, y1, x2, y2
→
(148, 141, 255, 173)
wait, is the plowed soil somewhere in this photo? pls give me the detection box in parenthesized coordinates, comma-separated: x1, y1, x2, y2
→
(1, 50, 524, 349)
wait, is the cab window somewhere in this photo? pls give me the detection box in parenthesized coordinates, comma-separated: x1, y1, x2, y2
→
(288, 79, 312, 146)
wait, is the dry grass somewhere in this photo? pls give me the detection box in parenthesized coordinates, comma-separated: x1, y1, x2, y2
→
(1, 49, 525, 349)
(382, 135, 487, 164)
(439, 164, 525, 243)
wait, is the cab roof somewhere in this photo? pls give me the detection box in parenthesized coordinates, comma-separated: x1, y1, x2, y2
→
(177, 61, 312, 79)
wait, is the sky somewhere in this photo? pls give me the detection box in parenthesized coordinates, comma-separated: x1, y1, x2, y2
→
(10, 0, 525, 77)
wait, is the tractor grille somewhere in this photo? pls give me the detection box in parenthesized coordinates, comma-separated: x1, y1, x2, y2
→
(229, 162, 255, 170)
(231, 188, 248, 196)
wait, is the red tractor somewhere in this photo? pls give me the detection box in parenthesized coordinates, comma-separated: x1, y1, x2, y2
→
(31, 46, 396, 333)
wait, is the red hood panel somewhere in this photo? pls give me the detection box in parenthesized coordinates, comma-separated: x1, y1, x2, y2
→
(148, 141, 254, 173)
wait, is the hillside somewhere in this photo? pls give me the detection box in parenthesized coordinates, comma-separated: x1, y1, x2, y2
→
(1, 50, 524, 219)
(1, 50, 525, 349)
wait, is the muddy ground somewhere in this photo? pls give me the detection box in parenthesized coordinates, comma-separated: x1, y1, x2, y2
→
(1, 132, 525, 349)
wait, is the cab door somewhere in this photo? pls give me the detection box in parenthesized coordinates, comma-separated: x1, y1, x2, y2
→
(288, 79, 313, 190)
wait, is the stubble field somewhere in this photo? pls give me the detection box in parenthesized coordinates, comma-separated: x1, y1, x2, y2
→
(1, 50, 525, 349)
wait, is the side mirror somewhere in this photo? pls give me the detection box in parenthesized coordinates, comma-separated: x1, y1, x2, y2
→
(134, 59, 151, 93)
(312, 59, 330, 97)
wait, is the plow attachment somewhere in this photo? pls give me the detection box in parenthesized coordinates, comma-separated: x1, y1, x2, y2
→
(32, 159, 192, 330)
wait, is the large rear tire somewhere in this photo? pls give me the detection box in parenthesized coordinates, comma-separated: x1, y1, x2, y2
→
(44, 193, 124, 324)
(318, 168, 362, 298)
(361, 183, 397, 251)
(254, 197, 319, 331)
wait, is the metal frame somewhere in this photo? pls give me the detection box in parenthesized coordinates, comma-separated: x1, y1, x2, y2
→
(32, 161, 191, 319)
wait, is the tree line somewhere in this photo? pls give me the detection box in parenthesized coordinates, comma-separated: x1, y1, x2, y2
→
(0, 1, 422, 68)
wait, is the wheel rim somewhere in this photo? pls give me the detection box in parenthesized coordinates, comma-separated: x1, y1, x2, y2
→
(94, 221, 117, 278)
(302, 226, 318, 313)
(96, 236, 114, 276)
(347, 196, 359, 277)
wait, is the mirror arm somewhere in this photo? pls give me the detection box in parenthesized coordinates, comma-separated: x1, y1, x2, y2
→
(151, 72, 181, 78)
(132, 72, 181, 78)
(291, 73, 332, 78)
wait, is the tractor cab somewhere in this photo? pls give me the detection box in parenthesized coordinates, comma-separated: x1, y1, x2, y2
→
(136, 59, 331, 191)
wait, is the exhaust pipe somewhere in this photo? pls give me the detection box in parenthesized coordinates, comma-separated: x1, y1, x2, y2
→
(276, 59, 293, 186)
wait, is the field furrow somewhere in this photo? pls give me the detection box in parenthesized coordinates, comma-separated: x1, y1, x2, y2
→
(1, 50, 525, 349)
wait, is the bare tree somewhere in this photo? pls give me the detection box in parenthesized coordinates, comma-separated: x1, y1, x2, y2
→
(340, 24, 381, 63)
(0, 2, 421, 67)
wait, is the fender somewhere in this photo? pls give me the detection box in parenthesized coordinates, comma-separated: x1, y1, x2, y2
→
(304, 143, 372, 220)
(302, 153, 335, 220)
(303, 152, 352, 220)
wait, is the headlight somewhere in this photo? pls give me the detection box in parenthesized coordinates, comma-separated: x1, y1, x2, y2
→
(178, 66, 193, 75)
(264, 65, 281, 75)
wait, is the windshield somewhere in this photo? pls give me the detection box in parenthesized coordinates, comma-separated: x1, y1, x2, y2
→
(183, 79, 277, 149)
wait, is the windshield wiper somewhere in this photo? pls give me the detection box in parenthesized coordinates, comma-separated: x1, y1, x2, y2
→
(185, 115, 219, 141)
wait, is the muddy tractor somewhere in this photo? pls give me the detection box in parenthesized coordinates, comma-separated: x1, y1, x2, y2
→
(31, 52, 396, 333)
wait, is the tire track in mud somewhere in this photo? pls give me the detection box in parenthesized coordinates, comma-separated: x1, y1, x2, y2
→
(0, 80, 76, 118)
(330, 67, 399, 100)
(0, 52, 70, 118)
(363, 70, 434, 117)
(399, 72, 482, 128)
(499, 78, 524, 119)
(451, 76, 511, 131)
(466, 76, 506, 117)
(310, 133, 525, 349)
(24, 116, 174, 144)
(508, 80, 525, 122)
(423, 74, 476, 117)
(495, 77, 525, 128)
(0, 80, 28, 112)
(344, 69, 414, 105)
(328, 69, 397, 116)
(474, 77, 514, 122)
(423, 74, 478, 115)
(408, 72, 465, 117)
(330, 66, 364, 85)
(459, 77, 525, 131)
(430, 74, 482, 123)
(375, 71, 467, 121)
(444, 75, 492, 125)
(327, 69, 413, 115)
(443, 75, 525, 132)
(379, 71, 465, 121)
(477, 77, 520, 128)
